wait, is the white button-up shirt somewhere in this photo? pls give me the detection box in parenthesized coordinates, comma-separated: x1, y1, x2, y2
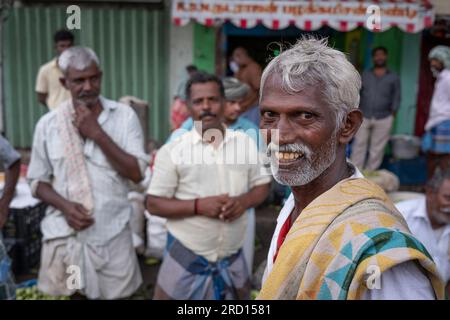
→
(263, 164, 435, 299)
(425, 69, 450, 131)
(147, 128, 271, 262)
(27, 96, 149, 245)
(395, 195, 450, 283)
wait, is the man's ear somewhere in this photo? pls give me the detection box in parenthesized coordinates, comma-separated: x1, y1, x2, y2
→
(185, 102, 194, 117)
(59, 77, 68, 89)
(338, 109, 363, 144)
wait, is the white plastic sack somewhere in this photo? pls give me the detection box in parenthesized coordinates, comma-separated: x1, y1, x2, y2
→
(128, 192, 146, 255)
(144, 211, 167, 259)
(128, 168, 152, 255)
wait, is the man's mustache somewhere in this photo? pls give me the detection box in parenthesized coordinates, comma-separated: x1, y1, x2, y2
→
(200, 111, 216, 119)
(266, 142, 312, 158)
(78, 92, 97, 99)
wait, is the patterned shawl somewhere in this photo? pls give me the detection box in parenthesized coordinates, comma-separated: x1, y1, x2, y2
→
(257, 178, 445, 300)
(56, 100, 94, 214)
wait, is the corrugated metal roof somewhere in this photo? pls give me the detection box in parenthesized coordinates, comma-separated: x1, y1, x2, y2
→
(2, 4, 170, 148)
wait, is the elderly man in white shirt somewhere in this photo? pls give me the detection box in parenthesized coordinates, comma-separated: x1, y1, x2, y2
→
(27, 47, 148, 299)
(146, 72, 271, 300)
(395, 166, 450, 297)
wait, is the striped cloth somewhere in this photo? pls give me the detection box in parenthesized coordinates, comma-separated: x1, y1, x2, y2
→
(154, 233, 251, 300)
(56, 101, 94, 214)
(422, 120, 450, 154)
(257, 178, 446, 300)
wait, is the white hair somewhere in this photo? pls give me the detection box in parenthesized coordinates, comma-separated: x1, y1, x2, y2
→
(58, 46, 100, 74)
(260, 37, 361, 128)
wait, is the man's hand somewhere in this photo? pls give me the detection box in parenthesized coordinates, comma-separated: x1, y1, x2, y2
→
(196, 194, 229, 218)
(219, 196, 247, 222)
(0, 199, 9, 229)
(61, 201, 95, 231)
(73, 104, 103, 140)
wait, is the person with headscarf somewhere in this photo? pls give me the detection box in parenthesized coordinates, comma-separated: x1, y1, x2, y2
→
(423, 45, 450, 177)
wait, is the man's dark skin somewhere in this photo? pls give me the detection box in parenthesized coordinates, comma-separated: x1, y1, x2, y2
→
(37, 39, 73, 107)
(35, 62, 143, 231)
(260, 73, 363, 224)
(146, 81, 269, 222)
(425, 178, 450, 296)
(372, 49, 397, 118)
(0, 159, 20, 229)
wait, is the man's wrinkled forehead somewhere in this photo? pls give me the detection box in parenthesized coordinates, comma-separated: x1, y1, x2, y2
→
(190, 82, 222, 100)
(261, 73, 324, 109)
(66, 63, 101, 79)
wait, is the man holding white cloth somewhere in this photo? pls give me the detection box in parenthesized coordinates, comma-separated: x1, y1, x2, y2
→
(27, 47, 148, 299)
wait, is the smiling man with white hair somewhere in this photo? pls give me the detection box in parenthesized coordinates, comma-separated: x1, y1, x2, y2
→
(27, 46, 149, 299)
(257, 38, 445, 300)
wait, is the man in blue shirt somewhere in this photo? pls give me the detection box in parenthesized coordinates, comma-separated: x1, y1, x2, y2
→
(168, 77, 260, 146)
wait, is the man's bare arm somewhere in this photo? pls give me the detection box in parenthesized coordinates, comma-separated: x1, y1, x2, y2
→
(35, 182, 94, 230)
(75, 104, 143, 183)
(0, 159, 20, 228)
(146, 194, 229, 219)
(238, 183, 270, 210)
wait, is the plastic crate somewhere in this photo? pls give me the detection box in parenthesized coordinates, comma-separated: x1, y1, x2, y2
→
(1, 203, 46, 276)
(2, 203, 46, 240)
(4, 236, 41, 276)
(380, 156, 427, 186)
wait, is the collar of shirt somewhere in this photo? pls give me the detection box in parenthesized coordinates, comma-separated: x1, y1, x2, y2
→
(73, 96, 117, 155)
(264, 161, 363, 279)
(277, 162, 362, 224)
(97, 96, 117, 124)
(190, 125, 230, 146)
(371, 68, 391, 73)
(406, 196, 450, 238)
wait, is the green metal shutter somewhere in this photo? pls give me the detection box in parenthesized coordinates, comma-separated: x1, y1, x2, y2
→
(2, 4, 170, 148)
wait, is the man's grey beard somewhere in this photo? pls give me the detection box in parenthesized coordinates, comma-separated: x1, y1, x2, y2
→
(431, 67, 441, 78)
(432, 207, 450, 226)
(268, 136, 337, 186)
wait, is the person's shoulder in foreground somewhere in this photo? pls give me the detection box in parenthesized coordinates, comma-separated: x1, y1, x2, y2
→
(256, 37, 445, 300)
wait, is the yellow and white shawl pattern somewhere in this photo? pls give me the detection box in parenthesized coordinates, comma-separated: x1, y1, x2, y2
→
(258, 178, 445, 300)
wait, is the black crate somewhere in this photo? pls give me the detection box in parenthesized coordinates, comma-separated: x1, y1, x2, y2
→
(3, 238, 19, 275)
(2, 203, 46, 276)
(4, 236, 41, 276)
(2, 203, 46, 240)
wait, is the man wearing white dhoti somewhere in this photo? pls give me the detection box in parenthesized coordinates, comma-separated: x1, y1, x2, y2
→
(27, 46, 149, 299)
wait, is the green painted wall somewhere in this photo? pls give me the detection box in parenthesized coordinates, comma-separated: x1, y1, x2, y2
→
(193, 23, 216, 74)
(357, 28, 421, 136)
(2, 5, 170, 148)
(395, 32, 421, 135)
